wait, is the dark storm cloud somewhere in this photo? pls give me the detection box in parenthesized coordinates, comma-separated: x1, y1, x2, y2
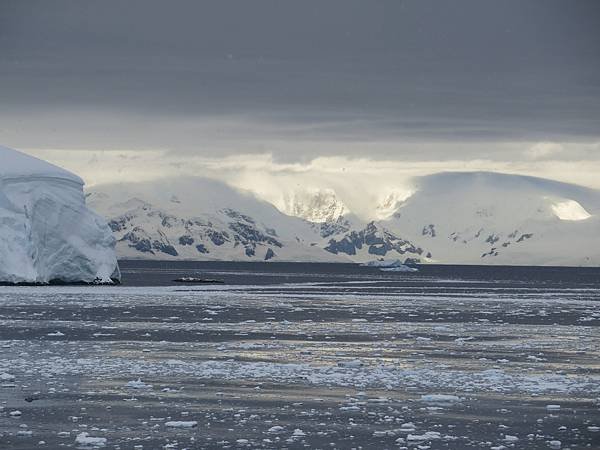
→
(1, 0, 599, 158)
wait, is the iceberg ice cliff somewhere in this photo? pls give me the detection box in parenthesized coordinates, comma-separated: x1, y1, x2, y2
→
(0, 145, 120, 284)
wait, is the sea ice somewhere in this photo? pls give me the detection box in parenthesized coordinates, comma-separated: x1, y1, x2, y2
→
(406, 431, 441, 441)
(338, 359, 364, 368)
(0, 373, 15, 381)
(75, 432, 107, 447)
(125, 379, 152, 389)
(420, 394, 461, 404)
(165, 421, 198, 428)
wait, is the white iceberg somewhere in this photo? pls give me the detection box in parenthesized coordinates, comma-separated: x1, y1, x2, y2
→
(379, 265, 419, 272)
(0, 145, 120, 284)
(360, 259, 419, 272)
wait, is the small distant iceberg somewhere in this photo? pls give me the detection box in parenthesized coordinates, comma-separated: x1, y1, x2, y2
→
(173, 276, 224, 284)
(360, 259, 419, 272)
(379, 265, 419, 272)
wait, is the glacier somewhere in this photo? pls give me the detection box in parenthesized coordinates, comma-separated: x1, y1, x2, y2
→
(0, 145, 120, 284)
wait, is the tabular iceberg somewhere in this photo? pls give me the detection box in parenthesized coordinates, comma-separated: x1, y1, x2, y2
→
(0, 145, 120, 284)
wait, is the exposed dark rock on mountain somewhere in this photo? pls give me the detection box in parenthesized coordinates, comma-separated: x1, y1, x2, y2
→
(325, 222, 424, 259)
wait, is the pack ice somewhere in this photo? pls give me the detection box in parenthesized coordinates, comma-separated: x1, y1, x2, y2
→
(0, 145, 120, 284)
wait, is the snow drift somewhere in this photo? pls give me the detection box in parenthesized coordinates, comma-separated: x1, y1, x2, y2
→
(0, 145, 120, 284)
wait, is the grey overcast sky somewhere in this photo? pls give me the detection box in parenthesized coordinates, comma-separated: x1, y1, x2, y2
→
(1, 0, 599, 193)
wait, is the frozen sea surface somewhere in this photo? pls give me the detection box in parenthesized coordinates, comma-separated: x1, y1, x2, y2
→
(0, 261, 599, 449)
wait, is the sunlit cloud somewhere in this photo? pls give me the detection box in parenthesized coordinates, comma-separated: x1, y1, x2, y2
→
(525, 142, 564, 160)
(22, 143, 600, 220)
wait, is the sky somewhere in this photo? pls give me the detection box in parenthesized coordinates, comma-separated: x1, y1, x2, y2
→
(1, 0, 599, 210)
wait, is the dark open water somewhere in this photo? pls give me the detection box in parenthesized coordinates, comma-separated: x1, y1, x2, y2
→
(119, 259, 600, 287)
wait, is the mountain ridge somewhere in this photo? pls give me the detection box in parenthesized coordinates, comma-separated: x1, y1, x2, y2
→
(86, 171, 600, 266)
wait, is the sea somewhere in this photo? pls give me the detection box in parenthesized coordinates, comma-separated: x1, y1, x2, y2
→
(0, 261, 599, 449)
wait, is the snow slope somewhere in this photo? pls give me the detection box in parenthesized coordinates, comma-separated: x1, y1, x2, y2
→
(0, 145, 120, 283)
(382, 172, 600, 266)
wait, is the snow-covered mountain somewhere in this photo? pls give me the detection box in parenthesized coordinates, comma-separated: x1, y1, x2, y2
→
(87, 171, 600, 266)
(381, 172, 600, 266)
(375, 189, 414, 220)
(0, 145, 120, 283)
(280, 188, 348, 223)
(87, 178, 349, 262)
